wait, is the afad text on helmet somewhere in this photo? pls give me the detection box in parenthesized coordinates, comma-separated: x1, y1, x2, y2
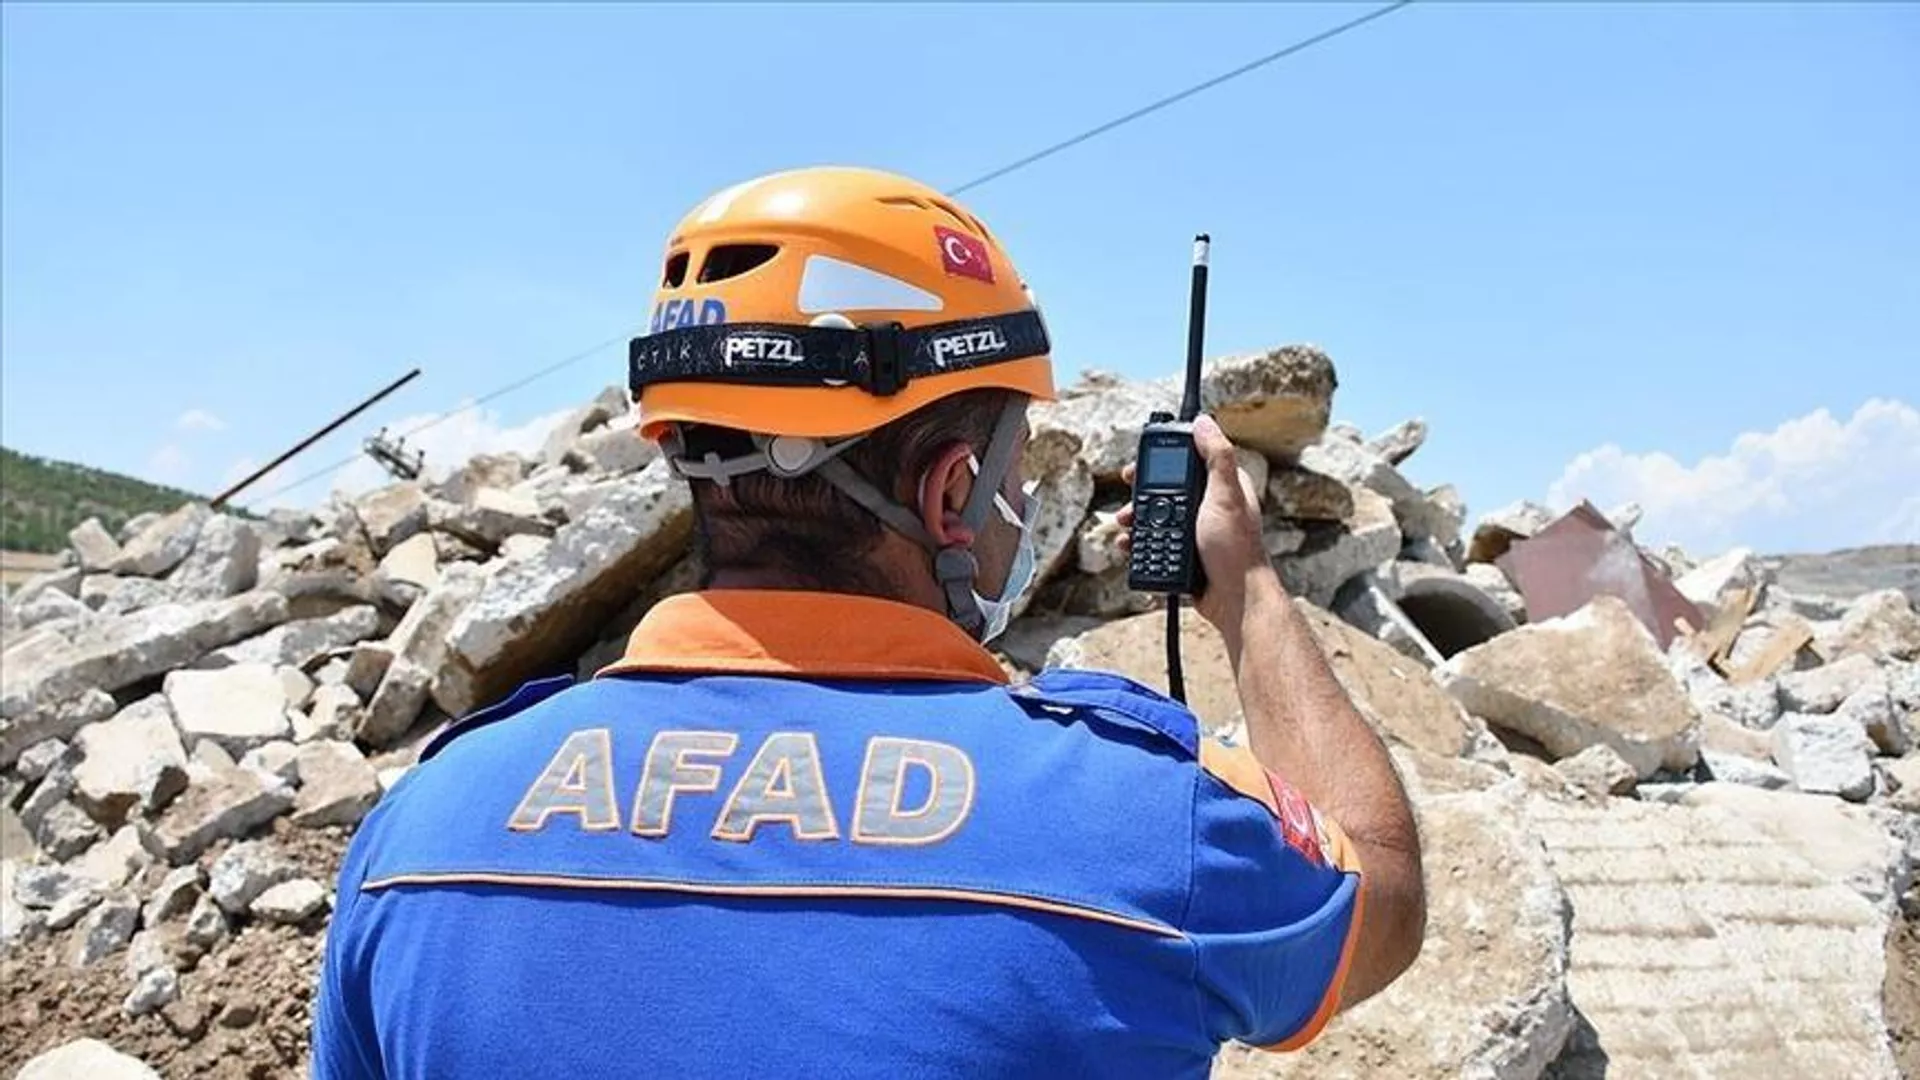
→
(650, 297, 729, 334)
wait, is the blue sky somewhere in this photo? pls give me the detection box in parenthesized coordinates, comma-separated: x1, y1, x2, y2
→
(4, 2, 1915, 555)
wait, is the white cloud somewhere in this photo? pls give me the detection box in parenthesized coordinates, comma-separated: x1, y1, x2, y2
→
(1547, 398, 1920, 556)
(247, 401, 576, 510)
(146, 443, 191, 485)
(175, 408, 226, 433)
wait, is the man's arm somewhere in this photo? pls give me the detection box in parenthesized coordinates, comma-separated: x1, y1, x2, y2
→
(1121, 415, 1426, 1009)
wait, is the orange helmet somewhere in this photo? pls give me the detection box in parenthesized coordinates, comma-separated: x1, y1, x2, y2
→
(629, 166, 1057, 443)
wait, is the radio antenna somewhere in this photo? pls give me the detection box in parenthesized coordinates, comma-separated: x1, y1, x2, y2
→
(1166, 233, 1211, 703)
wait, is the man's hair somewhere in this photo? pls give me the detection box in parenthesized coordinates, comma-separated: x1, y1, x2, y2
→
(684, 388, 1018, 597)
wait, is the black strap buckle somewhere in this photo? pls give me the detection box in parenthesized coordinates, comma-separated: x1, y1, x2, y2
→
(862, 322, 907, 397)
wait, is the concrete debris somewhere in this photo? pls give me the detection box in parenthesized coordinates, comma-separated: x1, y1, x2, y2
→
(208, 839, 300, 915)
(1463, 562, 1527, 625)
(291, 740, 380, 827)
(1200, 344, 1335, 460)
(355, 483, 429, 557)
(343, 640, 395, 700)
(15, 737, 71, 783)
(71, 695, 188, 827)
(36, 799, 104, 860)
(1771, 712, 1876, 802)
(169, 515, 261, 602)
(1885, 753, 1920, 814)
(238, 740, 301, 786)
(1440, 596, 1701, 778)
(1779, 652, 1881, 714)
(1837, 675, 1911, 756)
(298, 682, 363, 744)
(1553, 744, 1638, 798)
(250, 877, 329, 923)
(1365, 417, 1427, 466)
(72, 891, 139, 966)
(46, 880, 104, 931)
(78, 574, 175, 616)
(184, 893, 228, 949)
(1701, 749, 1793, 790)
(0, 686, 114, 770)
(72, 824, 153, 891)
(1466, 500, 1556, 565)
(438, 452, 532, 506)
(1265, 466, 1354, 522)
(278, 665, 316, 710)
(14, 863, 89, 910)
(9, 564, 82, 607)
(69, 517, 124, 573)
(441, 461, 692, 718)
(199, 603, 381, 671)
(1027, 370, 1178, 481)
(365, 562, 487, 745)
(1074, 512, 1127, 577)
(143, 865, 204, 926)
(570, 425, 657, 475)
(164, 663, 291, 756)
(15, 588, 90, 632)
(1015, 423, 1097, 621)
(431, 487, 553, 549)
(1299, 436, 1456, 546)
(123, 966, 180, 1018)
(16, 1039, 161, 1079)
(149, 766, 294, 864)
(1823, 588, 1920, 663)
(113, 503, 210, 577)
(1674, 546, 1768, 619)
(1274, 487, 1401, 608)
(376, 531, 440, 595)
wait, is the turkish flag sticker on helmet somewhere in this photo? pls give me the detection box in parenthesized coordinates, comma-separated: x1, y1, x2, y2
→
(934, 226, 995, 284)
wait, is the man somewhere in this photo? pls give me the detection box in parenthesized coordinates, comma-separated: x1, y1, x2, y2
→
(312, 166, 1425, 1079)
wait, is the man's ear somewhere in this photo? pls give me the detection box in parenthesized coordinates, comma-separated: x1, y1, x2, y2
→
(917, 441, 978, 548)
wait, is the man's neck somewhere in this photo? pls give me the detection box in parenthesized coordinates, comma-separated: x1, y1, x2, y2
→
(704, 567, 945, 615)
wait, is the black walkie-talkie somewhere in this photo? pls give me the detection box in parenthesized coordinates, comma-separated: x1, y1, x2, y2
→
(1127, 235, 1213, 703)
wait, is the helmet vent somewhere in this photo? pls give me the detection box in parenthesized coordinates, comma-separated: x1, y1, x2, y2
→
(877, 195, 928, 209)
(698, 244, 779, 283)
(929, 198, 979, 233)
(662, 251, 690, 287)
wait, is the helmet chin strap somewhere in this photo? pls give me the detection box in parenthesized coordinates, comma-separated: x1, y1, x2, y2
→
(663, 397, 1029, 639)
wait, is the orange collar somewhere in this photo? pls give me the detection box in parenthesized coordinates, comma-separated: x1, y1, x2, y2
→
(597, 589, 1009, 685)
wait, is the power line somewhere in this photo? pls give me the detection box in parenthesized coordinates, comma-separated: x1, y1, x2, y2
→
(243, 3, 1412, 508)
(949, 1, 1415, 194)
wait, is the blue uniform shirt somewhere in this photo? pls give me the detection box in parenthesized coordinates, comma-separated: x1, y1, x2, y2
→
(313, 590, 1362, 1079)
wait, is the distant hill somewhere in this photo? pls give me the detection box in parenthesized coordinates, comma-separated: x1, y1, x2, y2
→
(0, 446, 207, 554)
(1760, 544, 1920, 606)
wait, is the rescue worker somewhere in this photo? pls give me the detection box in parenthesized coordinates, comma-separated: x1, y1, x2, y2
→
(312, 166, 1425, 1079)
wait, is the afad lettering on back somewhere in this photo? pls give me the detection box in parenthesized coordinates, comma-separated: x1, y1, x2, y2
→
(649, 297, 729, 334)
(508, 729, 975, 846)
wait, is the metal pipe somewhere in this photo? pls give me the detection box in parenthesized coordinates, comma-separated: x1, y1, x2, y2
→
(210, 368, 422, 509)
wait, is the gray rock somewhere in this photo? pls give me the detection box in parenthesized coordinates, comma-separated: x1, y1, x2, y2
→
(9, 564, 82, 607)
(570, 425, 657, 475)
(311, 656, 351, 688)
(123, 927, 175, 978)
(1074, 512, 1126, 577)
(296, 683, 362, 744)
(440, 461, 693, 720)
(71, 825, 153, 891)
(116, 512, 162, 544)
(1674, 546, 1768, 619)
(1772, 713, 1876, 802)
(143, 865, 204, 925)
(71, 696, 188, 827)
(436, 453, 532, 506)
(278, 665, 316, 710)
(0, 592, 289, 759)
(344, 641, 395, 700)
(184, 893, 228, 949)
(1466, 500, 1556, 565)
(1027, 371, 1180, 482)
(1836, 676, 1910, 756)
(122, 966, 180, 1018)
(1365, 417, 1427, 465)
(1439, 596, 1701, 779)
(1701, 749, 1793, 790)
(69, 518, 125, 572)
(36, 799, 104, 860)
(498, 534, 550, 563)
(169, 515, 261, 602)
(238, 740, 302, 786)
(1555, 744, 1639, 797)
(46, 881, 103, 930)
(264, 507, 321, 547)
(78, 574, 176, 616)
(292, 740, 381, 828)
(15, 863, 88, 909)
(72, 891, 139, 966)
(375, 531, 440, 596)
(354, 483, 429, 556)
(16, 588, 90, 632)
(1273, 487, 1401, 608)
(362, 662, 434, 748)
(1779, 653, 1881, 714)
(250, 878, 329, 923)
(16, 1038, 161, 1080)
(197, 604, 381, 670)
(1265, 467, 1354, 522)
(149, 767, 294, 864)
(1463, 562, 1527, 624)
(1013, 423, 1097, 621)
(164, 663, 290, 755)
(113, 503, 211, 577)
(19, 762, 76, 835)
(1823, 588, 1920, 663)
(16, 738, 71, 783)
(1199, 344, 1335, 460)
(208, 839, 300, 915)
(431, 488, 552, 550)
(364, 563, 488, 745)
(540, 386, 631, 467)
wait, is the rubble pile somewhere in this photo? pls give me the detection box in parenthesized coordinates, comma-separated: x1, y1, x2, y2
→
(3, 352, 1916, 1079)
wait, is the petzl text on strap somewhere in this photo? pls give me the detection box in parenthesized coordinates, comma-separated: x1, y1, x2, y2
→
(628, 310, 1048, 398)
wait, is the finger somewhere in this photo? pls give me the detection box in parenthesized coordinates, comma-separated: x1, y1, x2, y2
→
(1116, 503, 1134, 525)
(1120, 461, 1136, 486)
(1192, 415, 1241, 480)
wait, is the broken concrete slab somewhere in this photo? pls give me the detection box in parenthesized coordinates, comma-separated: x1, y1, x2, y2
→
(1265, 467, 1354, 522)
(122, 967, 179, 1019)
(432, 487, 553, 551)
(297, 683, 362, 744)
(1365, 417, 1427, 466)
(1554, 745, 1637, 798)
(1466, 500, 1555, 566)
(1274, 488, 1401, 608)
(1027, 370, 1179, 482)
(168, 515, 260, 602)
(71, 696, 188, 828)
(1772, 712, 1876, 802)
(164, 663, 290, 756)
(440, 461, 693, 718)
(1529, 794, 1901, 1079)
(35, 799, 103, 860)
(69, 518, 124, 573)
(1700, 749, 1793, 790)
(364, 562, 487, 745)
(1779, 653, 1881, 714)
(1823, 588, 1920, 663)
(437, 452, 532, 506)
(1462, 562, 1527, 625)
(142, 865, 203, 926)
(238, 740, 301, 787)
(72, 891, 139, 967)
(375, 531, 440, 595)
(15, 1038, 161, 1080)
(250, 878, 329, 924)
(353, 483, 428, 557)
(0, 592, 289, 754)
(15, 588, 90, 633)
(1674, 547, 1768, 620)
(1014, 423, 1096, 621)
(77, 574, 176, 616)
(1837, 675, 1911, 756)
(1200, 344, 1335, 460)
(208, 839, 300, 915)
(149, 767, 294, 864)
(291, 740, 380, 828)
(570, 425, 657, 476)
(113, 503, 210, 578)
(1215, 782, 1573, 1080)
(197, 604, 381, 671)
(1438, 596, 1701, 779)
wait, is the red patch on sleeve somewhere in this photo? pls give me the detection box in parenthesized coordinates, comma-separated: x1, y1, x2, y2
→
(1265, 772, 1328, 868)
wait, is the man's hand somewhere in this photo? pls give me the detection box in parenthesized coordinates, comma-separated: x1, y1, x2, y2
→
(1115, 414, 1270, 634)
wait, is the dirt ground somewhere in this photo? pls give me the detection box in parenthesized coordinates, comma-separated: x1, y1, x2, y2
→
(0, 822, 349, 1079)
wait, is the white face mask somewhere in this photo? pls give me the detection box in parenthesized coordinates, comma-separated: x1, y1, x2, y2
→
(966, 456, 1041, 645)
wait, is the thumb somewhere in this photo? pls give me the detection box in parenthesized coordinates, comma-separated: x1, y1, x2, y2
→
(1192, 415, 1240, 480)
